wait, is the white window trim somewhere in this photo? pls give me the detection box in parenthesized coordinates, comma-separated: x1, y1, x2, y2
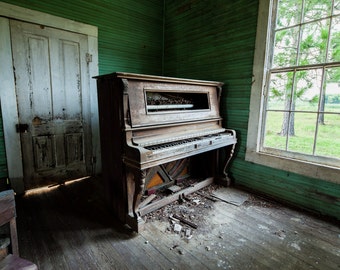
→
(246, 0, 340, 184)
(0, 2, 100, 192)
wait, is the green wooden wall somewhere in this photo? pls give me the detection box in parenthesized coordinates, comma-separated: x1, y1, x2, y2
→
(164, 0, 340, 220)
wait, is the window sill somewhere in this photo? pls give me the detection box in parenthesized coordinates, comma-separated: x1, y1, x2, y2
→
(245, 149, 340, 184)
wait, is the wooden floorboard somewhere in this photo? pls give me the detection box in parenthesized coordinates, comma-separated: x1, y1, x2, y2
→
(10, 177, 340, 270)
(248, 204, 340, 269)
(141, 221, 211, 270)
(195, 203, 284, 269)
(218, 203, 315, 269)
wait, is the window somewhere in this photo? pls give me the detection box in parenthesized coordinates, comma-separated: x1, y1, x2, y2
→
(246, 0, 340, 183)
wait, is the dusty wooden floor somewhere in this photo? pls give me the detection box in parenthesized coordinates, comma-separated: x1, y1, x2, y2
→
(14, 177, 340, 270)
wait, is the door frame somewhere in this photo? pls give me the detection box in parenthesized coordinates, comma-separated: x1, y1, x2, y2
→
(0, 2, 100, 193)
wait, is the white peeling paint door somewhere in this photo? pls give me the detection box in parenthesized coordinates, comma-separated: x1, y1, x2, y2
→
(10, 20, 91, 189)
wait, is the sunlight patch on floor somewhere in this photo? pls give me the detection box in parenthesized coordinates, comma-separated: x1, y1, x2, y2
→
(24, 176, 91, 196)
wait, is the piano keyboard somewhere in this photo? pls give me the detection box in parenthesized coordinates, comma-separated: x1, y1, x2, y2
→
(145, 133, 234, 155)
(133, 128, 226, 147)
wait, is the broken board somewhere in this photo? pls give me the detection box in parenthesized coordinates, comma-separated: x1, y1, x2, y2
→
(212, 187, 248, 206)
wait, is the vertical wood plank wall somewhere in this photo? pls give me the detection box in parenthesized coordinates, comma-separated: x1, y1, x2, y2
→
(1, 0, 339, 219)
(163, 0, 340, 220)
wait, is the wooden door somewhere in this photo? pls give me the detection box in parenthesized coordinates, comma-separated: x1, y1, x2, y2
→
(10, 20, 91, 189)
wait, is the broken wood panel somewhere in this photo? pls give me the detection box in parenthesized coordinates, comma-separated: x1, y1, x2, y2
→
(139, 194, 157, 209)
(172, 214, 198, 229)
(212, 187, 249, 206)
(138, 177, 213, 216)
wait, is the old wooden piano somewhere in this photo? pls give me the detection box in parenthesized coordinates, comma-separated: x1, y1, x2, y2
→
(95, 72, 237, 231)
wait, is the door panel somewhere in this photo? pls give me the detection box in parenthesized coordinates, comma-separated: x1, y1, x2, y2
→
(33, 136, 55, 171)
(54, 40, 82, 119)
(10, 20, 90, 189)
(65, 133, 84, 164)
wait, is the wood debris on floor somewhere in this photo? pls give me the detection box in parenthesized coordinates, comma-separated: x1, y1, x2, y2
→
(143, 184, 254, 237)
(144, 183, 220, 235)
(142, 183, 283, 237)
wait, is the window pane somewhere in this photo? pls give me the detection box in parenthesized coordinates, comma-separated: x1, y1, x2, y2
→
(334, 1, 340, 15)
(263, 111, 287, 150)
(268, 72, 294, 110)
(303, 0, 332, 23)
(273, 27, 299, 67)
(287, 112, 317, 154)
(299, 19, 330, 65)
(293, 69, 322, 112)
(276, 0, 302, 28)
(324, 67, 340, 113)
(328, 16, 340, 62)
(315, 113, 340, 158)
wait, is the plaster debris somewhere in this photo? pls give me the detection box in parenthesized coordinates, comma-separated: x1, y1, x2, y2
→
(193, 199, 200, 205)
(173, 223, 182, 233)
(178, 249, 185, 255)
(170, 244, 179, 250)
(291, 242, 301, 251)
(274, 229, 286, 239)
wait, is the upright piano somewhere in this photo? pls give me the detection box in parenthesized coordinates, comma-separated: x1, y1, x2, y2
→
(95, 72, 237, 231)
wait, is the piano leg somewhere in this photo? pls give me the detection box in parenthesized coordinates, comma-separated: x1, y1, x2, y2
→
(216, 142, 236, 187)
(126, 167, 146, 232)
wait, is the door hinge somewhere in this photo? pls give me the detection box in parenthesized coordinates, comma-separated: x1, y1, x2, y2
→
(86, 53, 93, 64)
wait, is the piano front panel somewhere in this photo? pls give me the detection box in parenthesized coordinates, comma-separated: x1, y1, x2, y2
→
(126, 80, 222, 128)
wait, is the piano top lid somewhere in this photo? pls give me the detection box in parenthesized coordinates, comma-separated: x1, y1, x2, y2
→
(94, 72, 224, 87)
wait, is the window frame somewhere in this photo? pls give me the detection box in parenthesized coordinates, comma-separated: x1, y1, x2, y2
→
(246, 0, 340, 184)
